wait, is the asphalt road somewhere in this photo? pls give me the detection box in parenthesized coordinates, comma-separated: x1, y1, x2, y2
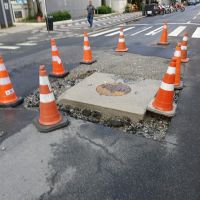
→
(1, 5, 200, 200)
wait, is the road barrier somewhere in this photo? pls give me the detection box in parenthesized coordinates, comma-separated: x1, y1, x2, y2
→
(147, 58, 177, 117)
(80, 32, 96, 65)
(115, 27, 128, 52)
(181, 33, 189, 63)
(33, 65, 69, 133)
(0, 55, 23, 107)
(50, 38, 69, 78)
(173, 43, 184, 90)
(157, 22, 169, 45)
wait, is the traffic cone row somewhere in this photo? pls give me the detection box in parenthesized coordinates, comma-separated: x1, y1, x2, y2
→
(1, 24, 190, 132)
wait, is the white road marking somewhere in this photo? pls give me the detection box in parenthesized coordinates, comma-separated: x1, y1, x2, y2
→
(130, 26, 152, 36)
(16, 42, 37, 46)
(0, 43, 3, 45)
(193, 16, 197, 20)
(27, 36, 38, 40)
(90, 27, 120, 37)
(187, 21, 191, 24)
(0, 46, 20, 50)
(192, 27, 200, 38)
(105, 27, 135, 36)
(145, 26, 163, 36)
(169, 26, 186, 37)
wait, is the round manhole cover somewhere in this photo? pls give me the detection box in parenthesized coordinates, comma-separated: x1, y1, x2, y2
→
(96, 82, 131, 96)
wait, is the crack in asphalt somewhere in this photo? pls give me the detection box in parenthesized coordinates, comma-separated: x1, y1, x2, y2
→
(76, 132, 125, 166)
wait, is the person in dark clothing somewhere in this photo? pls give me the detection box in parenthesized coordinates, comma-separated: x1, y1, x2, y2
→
(87, 0, 95, 28)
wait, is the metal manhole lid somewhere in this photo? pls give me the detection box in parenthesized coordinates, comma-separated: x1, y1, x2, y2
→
(96, 82, 131, 96)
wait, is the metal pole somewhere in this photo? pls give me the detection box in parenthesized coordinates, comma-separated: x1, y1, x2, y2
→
(8, 0, 14, 25)
(44, 0, 49, 33)
(0, 0, 8, 28)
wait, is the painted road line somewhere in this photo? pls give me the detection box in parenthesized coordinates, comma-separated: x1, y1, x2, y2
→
(193, 16, 197, 20)
(192, 27, 200, 38)
(105, 27, 135, 36)
(0, 46, 20, 50)
(145, 26, 163, 36)
(16, 42, 37, 46)
(0, 43, 3, 45)
(169, 26, 186, 37)
(90, 28, 120, 37)
(187, 21, 191, 24)
(130, 26, 153, 36)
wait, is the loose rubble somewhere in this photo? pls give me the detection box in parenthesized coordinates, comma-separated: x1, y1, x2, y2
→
(24, 69, 173, 141)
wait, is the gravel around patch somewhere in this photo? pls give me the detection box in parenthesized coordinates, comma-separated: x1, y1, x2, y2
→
(24, 50, 180, 141)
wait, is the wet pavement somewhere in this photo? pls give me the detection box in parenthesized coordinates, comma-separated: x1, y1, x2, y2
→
(1, 5, 200, 200)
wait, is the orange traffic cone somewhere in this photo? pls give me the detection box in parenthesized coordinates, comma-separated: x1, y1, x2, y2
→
(50, 38, 68, 78)
(173, 43, 183, 89)
(181, 33, 189, 63)
(157, 22, 169, 45)
(80, 32, 96, 65)
(33, 65, 69, 133)
(0, 56, 23, 107)
(147, 58, 177, 117)
(115, 28, 128, 52)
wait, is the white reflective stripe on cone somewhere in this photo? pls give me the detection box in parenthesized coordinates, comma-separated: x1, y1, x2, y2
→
(40, 76, 52, 91)
(0, 64, 6, 71)
(160, 82, 174, 91)
(120, 31, 123, 36)
(52, 56, 62, 64)
(174, 51, 181, 57)
(84, 37, 89, 41)
(84, 46, 91, 50)
(0, 77, 11, 85)
(5, 88, 14, 96)
(167, 66, 176, 75)
(181, 45, 187, 50)
(40, 93, 55, 103)
(183, 36, 188, 41)
(51, 45, 58, 51)
(119, 38, 125, 43)
(163, 25, 167, 29)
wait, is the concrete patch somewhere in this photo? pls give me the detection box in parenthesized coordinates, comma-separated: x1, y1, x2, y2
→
(58, 72, 160, 122)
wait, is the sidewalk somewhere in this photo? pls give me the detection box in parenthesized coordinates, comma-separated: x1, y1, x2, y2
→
(0, 12, 143, 34)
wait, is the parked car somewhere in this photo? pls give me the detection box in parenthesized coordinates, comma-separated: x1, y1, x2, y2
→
(196, 0, 200, 3)
(187, 0, 197, 5)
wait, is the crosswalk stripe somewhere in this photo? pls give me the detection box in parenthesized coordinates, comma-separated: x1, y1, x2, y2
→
(16, 42, 37, 46)
(145, 26, 163, 36)
(169, 26, 186, 37)
(105, 27, 135, 36)
(90, 27, 120, 37)
(130, 26, 152, 36)
(192, 27, 200, 38)
(0, 46, 20, 50)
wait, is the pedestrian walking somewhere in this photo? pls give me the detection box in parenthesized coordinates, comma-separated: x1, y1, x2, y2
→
(87, 0, 95, 28)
